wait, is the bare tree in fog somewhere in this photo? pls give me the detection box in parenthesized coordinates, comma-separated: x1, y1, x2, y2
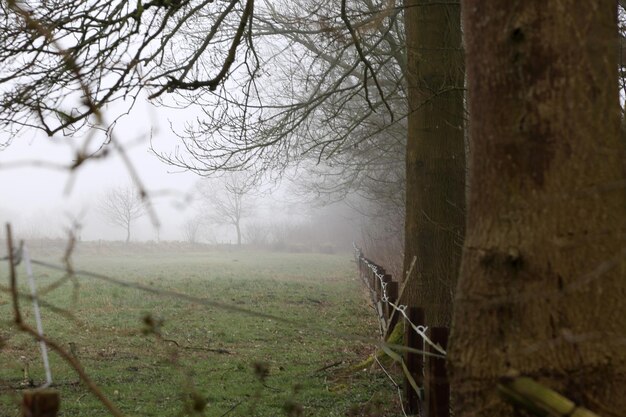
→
(0, 0, 400, 168)
(243, 222, 270, 247)
(98, 186, 145, 243)
(198, 172, 255, 246)
(181, 214, 203, 244)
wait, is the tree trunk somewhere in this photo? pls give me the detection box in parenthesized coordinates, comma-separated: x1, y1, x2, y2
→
(125, 223, 131, 243)
(449, 1, 626, 416)
(402, 0, 465, 326)
(235, 222, 241, 246)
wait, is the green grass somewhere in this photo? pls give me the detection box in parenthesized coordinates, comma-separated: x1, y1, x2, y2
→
(0, 248, 401, 416)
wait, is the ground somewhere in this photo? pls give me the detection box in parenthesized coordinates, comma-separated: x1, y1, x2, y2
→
(0, 243, 402, 416)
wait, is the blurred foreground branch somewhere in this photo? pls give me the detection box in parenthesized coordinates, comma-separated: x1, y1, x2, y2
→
(5, 223, 126, 417)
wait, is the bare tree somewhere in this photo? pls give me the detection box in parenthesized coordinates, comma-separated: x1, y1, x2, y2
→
(98, 186, 145, 243)
(163, 0, 409, 271)
(181, 214, 203, 244)
(198, 172, 255, 246)
(243, 222, 270, 247)
(0, 0, 407, 189)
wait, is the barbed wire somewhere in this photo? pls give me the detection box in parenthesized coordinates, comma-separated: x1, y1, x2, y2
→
(353, 243, 447, 356)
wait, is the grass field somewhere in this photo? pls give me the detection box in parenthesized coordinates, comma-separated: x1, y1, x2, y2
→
(0, 246, 400, 416)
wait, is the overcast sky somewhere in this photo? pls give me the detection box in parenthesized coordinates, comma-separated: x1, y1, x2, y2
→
(0, 96, 206, 242)
(0, 96, 330, 245)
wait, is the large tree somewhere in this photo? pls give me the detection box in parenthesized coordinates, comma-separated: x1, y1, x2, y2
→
(449, 1, 626, 415)
(401, 0, 465, 326)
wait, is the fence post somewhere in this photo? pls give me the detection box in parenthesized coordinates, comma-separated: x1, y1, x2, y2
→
(425, 327, 449, 417)
(22, 389, 59, 417)
(384, 281, 399, 336)
(373, 269, 379, 299)
(358, 258, 364, 282)
(370, 266, 383, 335)
(380, 275, 391, 313)
(404, 307, 425, 416)
(375, 273, 390, 330)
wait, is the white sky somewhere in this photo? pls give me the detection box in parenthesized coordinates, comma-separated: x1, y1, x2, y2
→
(0, 97, 204, 242)
(0, 95, 324, 244)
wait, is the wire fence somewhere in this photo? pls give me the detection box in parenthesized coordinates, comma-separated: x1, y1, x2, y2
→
(353, 242, 450, 417)
(354, 243, 446, 356)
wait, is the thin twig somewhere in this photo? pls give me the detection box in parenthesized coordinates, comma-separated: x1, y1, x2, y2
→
(374, 355, 408, 417)
(219, 400, 243, 417)
(161, 338, 231, 354)
(339, 0, 394, 121)
(310, 360, 343, 375)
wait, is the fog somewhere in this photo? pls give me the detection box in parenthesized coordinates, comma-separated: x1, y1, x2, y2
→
(0, 98, 364, 249)
(0, 98, 183, 239)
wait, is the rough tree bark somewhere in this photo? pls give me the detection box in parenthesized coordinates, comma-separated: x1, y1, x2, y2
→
(449, 1, 626, 416)
(402, 0, 465, 326)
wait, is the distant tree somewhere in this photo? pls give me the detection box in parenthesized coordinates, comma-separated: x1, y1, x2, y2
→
(243, 222, 270, 247)
(181, 214, 203, 244)
(199, 172, 256, 246)
(98, 186, 144, 243)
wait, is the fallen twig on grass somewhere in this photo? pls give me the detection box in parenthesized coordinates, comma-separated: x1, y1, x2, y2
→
(219, 400, 243, 417)
(161, 338, 232, 354)
(311, 360, 344, 375)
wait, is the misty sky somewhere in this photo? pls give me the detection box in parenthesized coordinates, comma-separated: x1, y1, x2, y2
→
(0, 97, 207, 242)
(0, 96, 338, 244)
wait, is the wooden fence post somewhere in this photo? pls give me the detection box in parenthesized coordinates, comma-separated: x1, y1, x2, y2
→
(385, 281, 399, 335)
(371, 266, 384, 334)
(359, 258, 365, 282)
(22, 389, 59, 417)
(404, 307, 425, 415)
(380, 274, 391, 312)
(425, 327, 449, 417)
(373, 270, 379, 299)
